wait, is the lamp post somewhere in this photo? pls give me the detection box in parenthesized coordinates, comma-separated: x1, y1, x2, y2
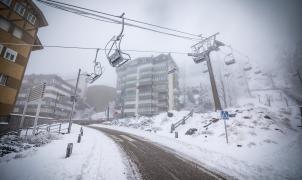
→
(68, 69, 81, 133)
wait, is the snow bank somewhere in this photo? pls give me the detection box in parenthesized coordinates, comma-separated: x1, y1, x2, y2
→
(0, 124, 131, 180)
(92, 101, 302, 180)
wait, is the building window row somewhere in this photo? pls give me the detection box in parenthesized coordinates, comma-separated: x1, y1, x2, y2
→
(0, 43, 18, 62)
(0, 0, 11, 7)
(0, 73, 8, 86)
(0, 17, 24, 39)
(0, 0, 37, 25)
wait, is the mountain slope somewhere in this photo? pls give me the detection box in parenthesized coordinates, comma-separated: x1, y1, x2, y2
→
(86, 85, 116, 112)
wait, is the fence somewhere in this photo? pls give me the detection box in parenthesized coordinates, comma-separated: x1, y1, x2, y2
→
(0, 122, 69, 137)
(170, 110, 193, 133)
(0, 113, 70, 135)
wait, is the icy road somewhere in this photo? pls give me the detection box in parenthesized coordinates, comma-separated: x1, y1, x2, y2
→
(91, 126, 225, 180)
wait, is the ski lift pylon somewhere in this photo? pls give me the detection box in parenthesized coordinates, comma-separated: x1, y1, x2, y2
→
(105, 12, 131, 67)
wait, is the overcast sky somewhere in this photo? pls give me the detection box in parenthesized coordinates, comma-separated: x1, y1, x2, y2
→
(26, 0, 302, 87)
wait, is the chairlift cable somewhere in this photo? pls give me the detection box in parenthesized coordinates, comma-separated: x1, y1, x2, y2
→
(0, 42, 188, 55)
(37, 0, 201, 41)
(38, 0, 200, 38)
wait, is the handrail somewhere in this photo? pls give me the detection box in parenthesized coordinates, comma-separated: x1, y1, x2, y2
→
(170, 110, 193, 133)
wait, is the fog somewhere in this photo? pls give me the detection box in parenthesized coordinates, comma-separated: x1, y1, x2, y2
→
(26, 0, 302, 88)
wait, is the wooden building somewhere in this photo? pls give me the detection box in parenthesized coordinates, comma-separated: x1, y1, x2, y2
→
(0, 0, 48, 122)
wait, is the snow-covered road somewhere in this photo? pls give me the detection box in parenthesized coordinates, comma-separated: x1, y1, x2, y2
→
(92, 126, 225, 180)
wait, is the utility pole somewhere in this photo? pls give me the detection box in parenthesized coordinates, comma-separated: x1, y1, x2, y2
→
(188, 33, 223, 111)
(107, 104, 110, 121)
(68, 69, 81, 133)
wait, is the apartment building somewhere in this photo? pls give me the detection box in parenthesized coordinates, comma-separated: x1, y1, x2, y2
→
(13, 74, 76, 119)
(116, 54, 179, 117)
(0, 0, 48, 122)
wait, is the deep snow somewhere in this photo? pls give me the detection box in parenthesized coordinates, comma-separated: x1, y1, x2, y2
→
(0, 124, 133, 180)
(91, 98, 302, 180)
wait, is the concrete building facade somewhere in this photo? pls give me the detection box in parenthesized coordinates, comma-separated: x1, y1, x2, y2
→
(115, 54, 179, 117)
(13, 74, 91, 119)
(0, 0, 47, 122)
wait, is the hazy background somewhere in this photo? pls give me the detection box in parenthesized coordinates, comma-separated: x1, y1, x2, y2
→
(26, 0, 302, 87)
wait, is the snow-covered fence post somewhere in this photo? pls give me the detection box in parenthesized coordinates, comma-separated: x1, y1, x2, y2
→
(25, 127, 29, 137)
(175, 131, 178, 138)
(58, 123, 61, 134)
(80, 127, 83, 136)
(66, 143, 73, 158)
(266, 95, 271, 107)
(170, 123, 175, 133)
(77, 134, 81, 143)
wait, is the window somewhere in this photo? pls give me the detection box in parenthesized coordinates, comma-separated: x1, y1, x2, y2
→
(0, 44, 3, 54)
(14, 2, 26, 16)
(0, 0, 12, 6)
(4, 48, 17, 62)
(12, 27, 23, 39)
(27, 13, 36, 25)
(0, 73, 8, 86)
(0, 17, 10, 31)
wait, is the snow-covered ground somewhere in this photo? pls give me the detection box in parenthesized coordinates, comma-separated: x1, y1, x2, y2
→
(0, 124, 132, 180)
(91, 98, 302, 180)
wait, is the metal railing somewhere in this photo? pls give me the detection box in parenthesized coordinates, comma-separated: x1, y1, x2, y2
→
(170, 110, 193, 133)
(0, 122, 69, 137)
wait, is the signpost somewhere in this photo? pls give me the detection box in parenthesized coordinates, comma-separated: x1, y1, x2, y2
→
(221, 110, 229, 144)
(68, 69, 81, 133)
(19, 82, 46, 136)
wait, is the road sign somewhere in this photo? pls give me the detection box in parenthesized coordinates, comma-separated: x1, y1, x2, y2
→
(220, 111, 229, 120)
(220, 110, 229, 144)
(28, 82, 46, 102)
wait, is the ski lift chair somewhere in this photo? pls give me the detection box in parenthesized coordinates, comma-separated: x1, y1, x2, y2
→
(86, 49, 104, 84)
(254, 69, 262, 74)
(224, 53, 236, 65)
(243, 64, 252, 71)
(105, 13, 131, 67)
(224, 72, 231, 77)
(192, 51, 208, 64)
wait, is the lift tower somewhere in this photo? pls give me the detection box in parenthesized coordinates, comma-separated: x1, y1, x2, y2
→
(188, 33, 224, 111)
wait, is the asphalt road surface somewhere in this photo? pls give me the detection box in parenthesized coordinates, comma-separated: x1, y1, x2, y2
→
(91, 127, 226, 180)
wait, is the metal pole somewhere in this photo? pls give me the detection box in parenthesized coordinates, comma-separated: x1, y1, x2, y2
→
(68, 69, 81, 133)
(107, 105, 110, 121)
(135, 67, 140, 120)
(206, 54, 222, 111)
(223, 117, 229, 144)
(33, 99, 42, 135)
(241, 62, 252, 97)
(19, 89, 31, 131)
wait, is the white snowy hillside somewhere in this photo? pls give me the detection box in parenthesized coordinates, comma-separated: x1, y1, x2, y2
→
(95, 97, 302, 180)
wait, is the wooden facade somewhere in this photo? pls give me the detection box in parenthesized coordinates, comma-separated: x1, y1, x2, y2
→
(0, 0, 47, 120)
